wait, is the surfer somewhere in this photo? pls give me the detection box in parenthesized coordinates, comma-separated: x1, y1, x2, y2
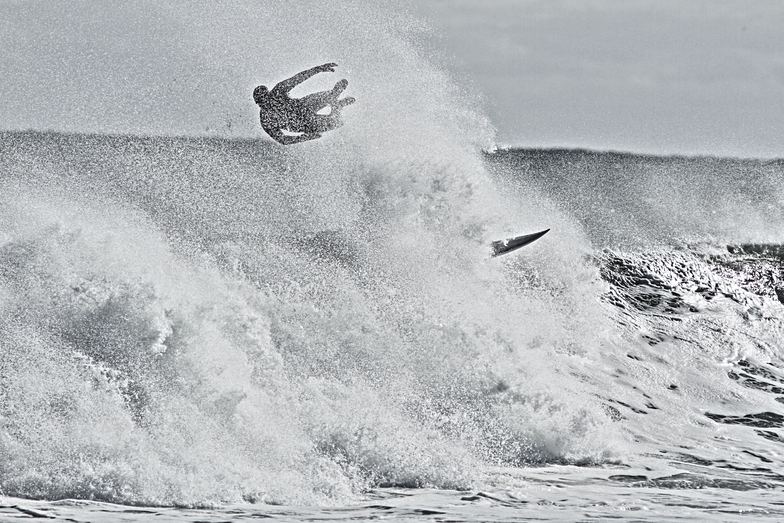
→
(253, 63, 355, 145)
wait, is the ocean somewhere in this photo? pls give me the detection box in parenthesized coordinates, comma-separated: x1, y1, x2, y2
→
(1, 129, 784, 522)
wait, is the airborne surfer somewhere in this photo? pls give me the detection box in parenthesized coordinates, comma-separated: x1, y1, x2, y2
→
(253, 63, 355, 145)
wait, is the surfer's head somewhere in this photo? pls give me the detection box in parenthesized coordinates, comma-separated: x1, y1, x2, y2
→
(253, 85, 268, 104)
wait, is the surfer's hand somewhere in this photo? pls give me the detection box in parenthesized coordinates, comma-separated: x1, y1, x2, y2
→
(315, 63, 337, 73)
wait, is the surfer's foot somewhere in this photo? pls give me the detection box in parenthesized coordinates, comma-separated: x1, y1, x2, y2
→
(338, 96, 356, 108)
(332, 79, 348, 96)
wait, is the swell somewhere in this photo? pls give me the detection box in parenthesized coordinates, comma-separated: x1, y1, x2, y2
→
(485, 148, 784, 249)
(4, 136, 784, 507)
(0, 131, 616, 506)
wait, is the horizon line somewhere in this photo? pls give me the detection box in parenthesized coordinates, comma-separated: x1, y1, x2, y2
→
(2, 128, 781, 163)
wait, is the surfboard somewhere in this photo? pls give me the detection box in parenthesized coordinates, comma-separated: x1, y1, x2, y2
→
(491, 229, 550, 257)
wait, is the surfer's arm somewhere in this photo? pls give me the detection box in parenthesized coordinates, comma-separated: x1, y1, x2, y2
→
(266, 127, 321, 145)
(272, 63, 337, 94)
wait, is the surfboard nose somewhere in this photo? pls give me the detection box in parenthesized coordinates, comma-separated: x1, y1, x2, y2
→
(491, 229, 550, 257)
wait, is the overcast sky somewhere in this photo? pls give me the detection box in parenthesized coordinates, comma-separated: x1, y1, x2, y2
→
(1, 0, 782, 158)
(411, 0, 784, 158)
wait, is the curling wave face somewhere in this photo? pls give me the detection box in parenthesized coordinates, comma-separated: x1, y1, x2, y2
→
(4, 139, 784, 512)
(0, 124, 611, 506)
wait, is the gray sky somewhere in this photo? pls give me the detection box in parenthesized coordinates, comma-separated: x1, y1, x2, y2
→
(2, 0, 783, 158)
(411, 0, 784, 158)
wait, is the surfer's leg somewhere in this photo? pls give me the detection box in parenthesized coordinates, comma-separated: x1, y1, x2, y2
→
(303, 113, 343, 134)
(297, 81, 350, 133)
(331, 79, 348, 97)
(337, 96, 355, 108)
(300, 80, 348, 110)
(299, 90, 335, 112)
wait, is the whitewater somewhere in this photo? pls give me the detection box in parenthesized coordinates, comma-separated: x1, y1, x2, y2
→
(3, 1, 784, 522)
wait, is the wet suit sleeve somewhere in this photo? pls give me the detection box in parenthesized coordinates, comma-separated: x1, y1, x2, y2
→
(272, 63, 337, 95)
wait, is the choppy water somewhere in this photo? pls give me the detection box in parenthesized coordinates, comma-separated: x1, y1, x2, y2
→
(3, 0, 784, 520)
(2, 131, 784, 521)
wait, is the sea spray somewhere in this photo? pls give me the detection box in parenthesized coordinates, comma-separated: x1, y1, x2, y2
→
(0, 135, 617, 506)
(0, 0, 619, 507)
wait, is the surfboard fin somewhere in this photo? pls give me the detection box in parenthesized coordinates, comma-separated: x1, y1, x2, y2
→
(491, 229, 550, 257)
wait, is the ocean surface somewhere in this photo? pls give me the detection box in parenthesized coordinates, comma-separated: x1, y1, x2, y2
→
(2, 129, 784, 522)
